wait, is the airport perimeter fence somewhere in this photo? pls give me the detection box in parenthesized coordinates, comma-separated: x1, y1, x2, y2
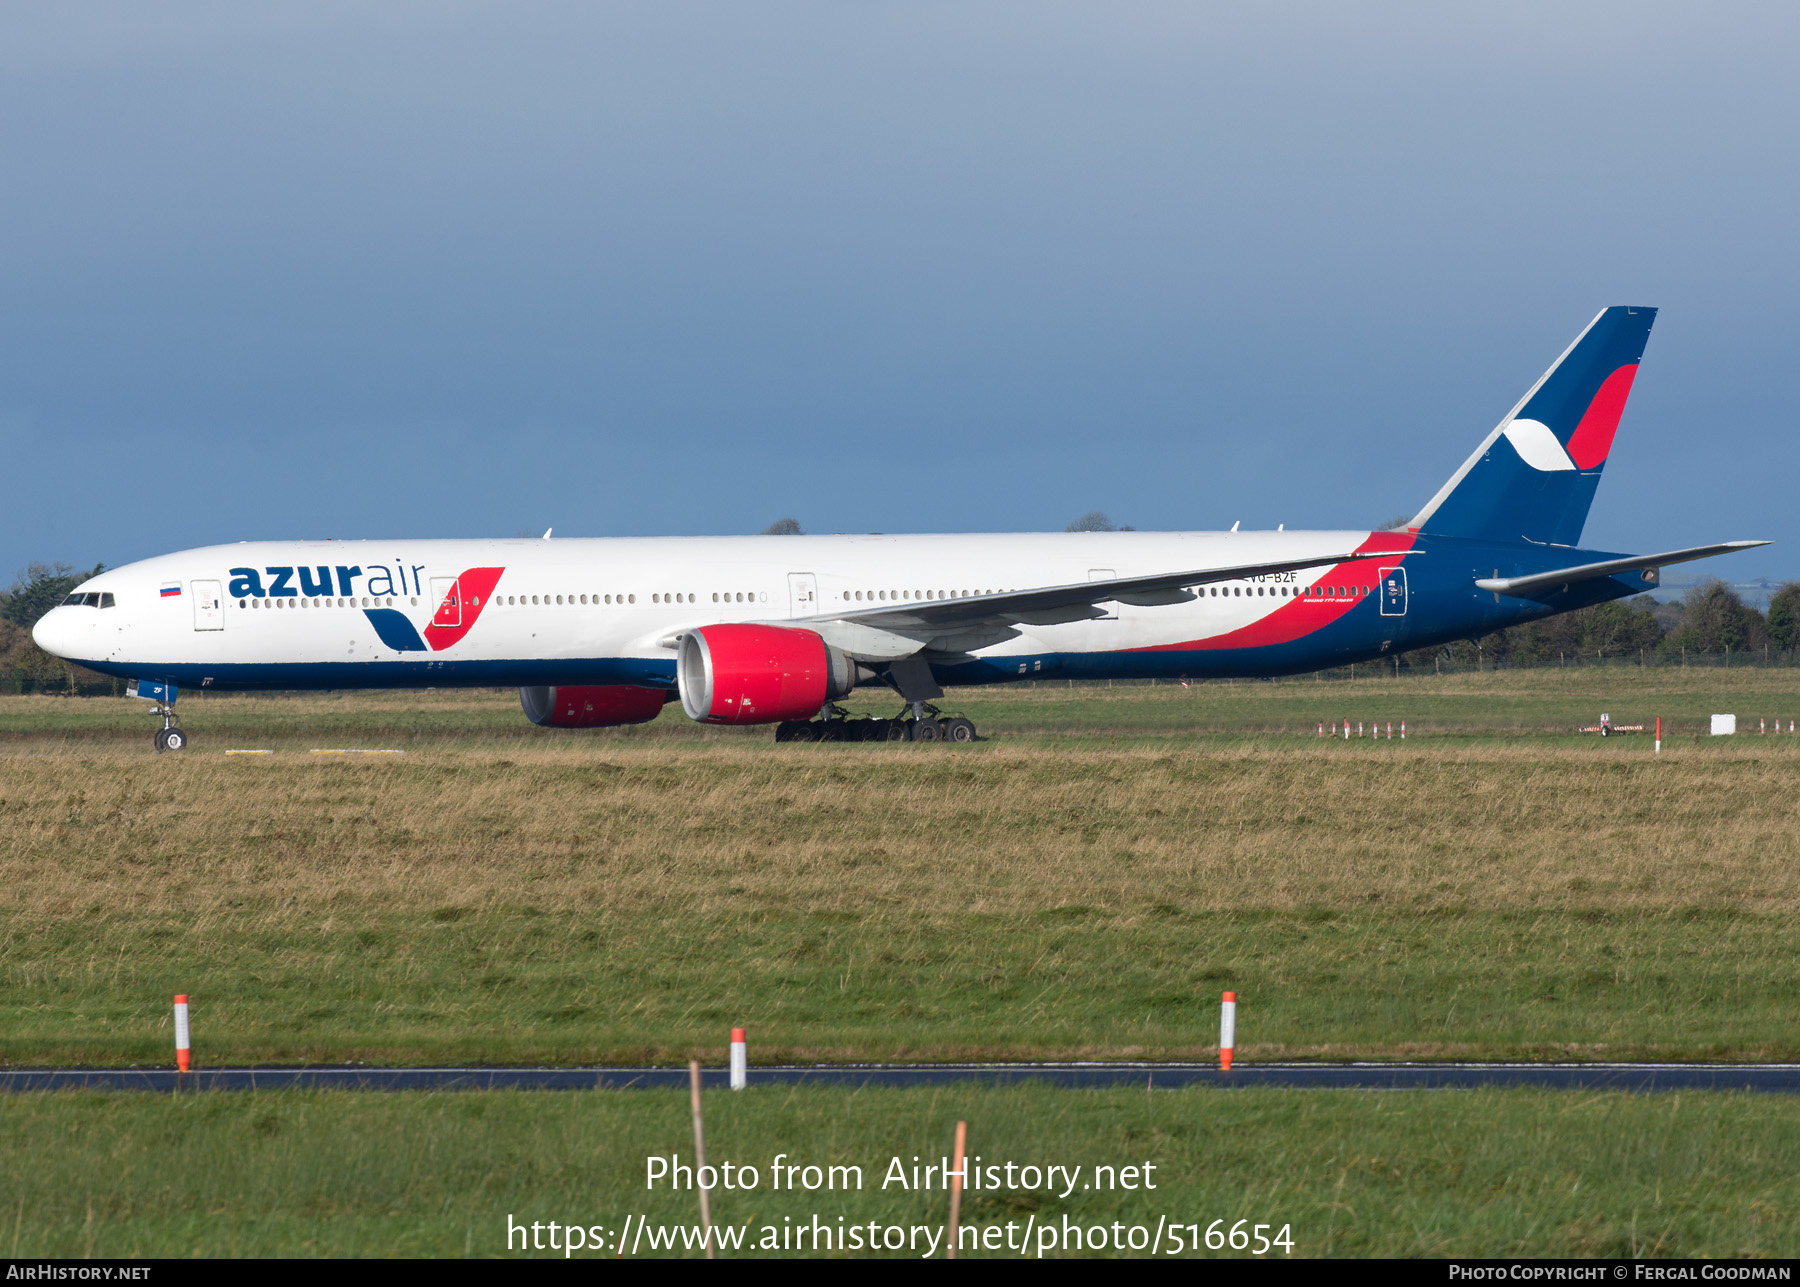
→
(1032, 646, 1800, 687)
(0, 671, 125, 697)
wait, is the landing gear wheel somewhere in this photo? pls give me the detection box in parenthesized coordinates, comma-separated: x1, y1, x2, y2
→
(774, 721, 801, 743)
(817, 721, 844, 742)
(944, 717, 977, 743)
(884, 719, 909, 742)
(162, 727, 187, 752)
(153, 728, 170, 752)
(913, 718, 940, 743)
(788, 721, 817, 743)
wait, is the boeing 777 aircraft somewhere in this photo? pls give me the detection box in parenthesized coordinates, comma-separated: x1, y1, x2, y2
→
(33, 306, 1765, 750)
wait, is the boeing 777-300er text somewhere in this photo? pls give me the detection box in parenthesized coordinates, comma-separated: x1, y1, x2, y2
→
(33, 306, 1767, 750)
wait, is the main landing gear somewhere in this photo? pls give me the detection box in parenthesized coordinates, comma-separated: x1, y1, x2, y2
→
(774, 703, 978, 744)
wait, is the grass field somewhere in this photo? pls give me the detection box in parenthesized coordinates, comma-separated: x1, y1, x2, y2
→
(7, 671, 1800, 1259)
(3, 670, 1799, 1065)
(8, 1085, 1799, 1258)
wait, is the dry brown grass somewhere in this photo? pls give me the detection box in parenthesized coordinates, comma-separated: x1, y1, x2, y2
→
(6, 678, 1800, 1063)
(5, 741, 1800, 921)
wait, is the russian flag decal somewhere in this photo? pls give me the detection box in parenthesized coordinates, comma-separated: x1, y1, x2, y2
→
(160, 583, 182, 598)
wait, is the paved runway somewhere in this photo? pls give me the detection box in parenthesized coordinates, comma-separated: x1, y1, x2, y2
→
(7, 1062, 1800, 1093)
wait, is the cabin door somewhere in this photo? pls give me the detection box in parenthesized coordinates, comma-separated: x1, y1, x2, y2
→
(431, 577, 461, 627)
(787, 572, 818, 618)
(192, 580, 223, 630)
(1379, 567, 1408, 616)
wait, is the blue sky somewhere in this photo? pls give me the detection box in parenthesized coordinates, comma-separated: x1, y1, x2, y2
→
(2, 2, 1796, 580)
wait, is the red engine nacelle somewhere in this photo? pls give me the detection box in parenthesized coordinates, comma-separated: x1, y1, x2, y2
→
(678, 624, 856, 725)
(519, 685, 672, 728)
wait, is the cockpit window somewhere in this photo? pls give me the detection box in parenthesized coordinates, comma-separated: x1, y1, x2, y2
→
(63, 592, 107, 607)
(99, 593, 115, 608)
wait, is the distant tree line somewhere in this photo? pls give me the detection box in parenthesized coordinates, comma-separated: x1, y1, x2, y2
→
(0, 562, 114, 694)
(1399, 579, 1800, 671)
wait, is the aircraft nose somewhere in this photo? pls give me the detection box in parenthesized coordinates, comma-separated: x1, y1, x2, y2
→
(32, 608, 75, 659)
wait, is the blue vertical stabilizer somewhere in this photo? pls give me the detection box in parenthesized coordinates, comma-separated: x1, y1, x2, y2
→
(1409, 307, 1656, 547)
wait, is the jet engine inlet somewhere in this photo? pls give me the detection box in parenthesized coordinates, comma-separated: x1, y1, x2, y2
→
(678, 624, 857, 724)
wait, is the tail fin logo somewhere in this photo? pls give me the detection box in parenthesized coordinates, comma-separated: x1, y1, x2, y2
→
(1408, 307, 1655, 547)
(1505, 363, 1641, 473)
(1502, 419, 1576, 472)
(361, 567, 504, 653)
(1564, 364, 1638, 469)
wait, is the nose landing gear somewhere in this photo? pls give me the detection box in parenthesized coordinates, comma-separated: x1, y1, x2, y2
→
(150, 701, 188, 753)
(128, 680, 189, 753)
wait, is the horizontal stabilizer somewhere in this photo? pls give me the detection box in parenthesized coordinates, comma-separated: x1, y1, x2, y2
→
(1473, 541, 1768, 597)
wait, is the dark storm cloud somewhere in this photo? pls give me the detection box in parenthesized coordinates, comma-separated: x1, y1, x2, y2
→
(1, 2, 1795, 570)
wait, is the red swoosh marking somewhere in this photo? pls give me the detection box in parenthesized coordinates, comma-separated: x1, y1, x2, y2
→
(1564, 364, 1638, 470)
(1122, 532, 1416, 653)
(424, 567, 505, 651)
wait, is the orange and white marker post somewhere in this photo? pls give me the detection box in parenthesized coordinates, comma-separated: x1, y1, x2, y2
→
(1342, 718, 1349, 740)
(730, 1027, 747, 1091)
(173, 994, 191, 1072)
(1400, 720, 1406, 740)
(1386, 721, 1393, 740)
(1655, 716, 1662, 755)
(1219, 991, 1237, 1071)
(689, 1060, 715, 1260)
(1317, 722, 1324, 738)
(945, 1120, 968, 1259)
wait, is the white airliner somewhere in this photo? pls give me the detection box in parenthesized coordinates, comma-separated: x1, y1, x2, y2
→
(31, 307, 1764, 750)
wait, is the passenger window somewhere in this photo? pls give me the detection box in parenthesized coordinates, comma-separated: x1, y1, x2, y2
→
(628, 594, 635, 603)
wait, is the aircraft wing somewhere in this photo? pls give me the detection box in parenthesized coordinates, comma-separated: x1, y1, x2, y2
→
(816, 547, 1410, 635)
(1473, 541, 1768, 597)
